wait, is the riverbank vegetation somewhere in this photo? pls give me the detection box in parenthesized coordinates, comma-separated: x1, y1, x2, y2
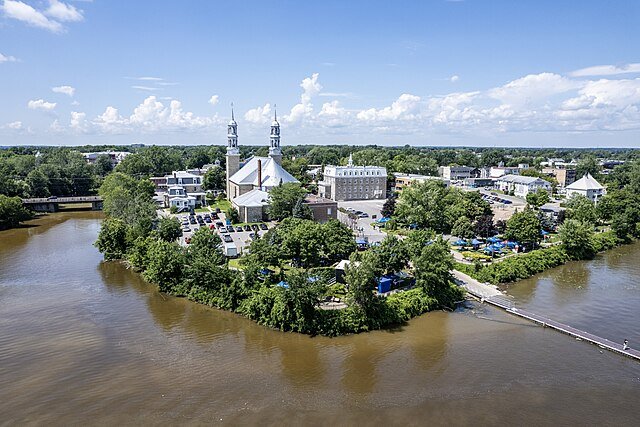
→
(0, 195, 33, 230)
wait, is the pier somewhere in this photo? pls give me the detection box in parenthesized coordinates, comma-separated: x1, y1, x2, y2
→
(453, 270, 640, 361)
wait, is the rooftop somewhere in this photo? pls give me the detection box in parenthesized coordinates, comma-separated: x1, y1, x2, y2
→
(566, 173, 604, 191)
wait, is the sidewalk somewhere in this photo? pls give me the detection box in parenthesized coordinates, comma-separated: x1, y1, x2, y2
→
(451, 269, 501, 298)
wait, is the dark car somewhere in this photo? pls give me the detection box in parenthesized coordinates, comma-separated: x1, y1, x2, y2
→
(215, 221, 224, 228)
(223, 234, 233, 243)
(227, 226, 235, 233)
(215, 207, 221, 213)
(248, 233, 257, 240)
(251, 224, 259, 231)
(189, 217, 197, 224)
(235, 226, 243, 232)
(259, 223, 268, 230)
(204, 217, 212, 223)
(203, 213, 211, 219)
(212, 213, 219, 220)
(243, 225, 251, 232)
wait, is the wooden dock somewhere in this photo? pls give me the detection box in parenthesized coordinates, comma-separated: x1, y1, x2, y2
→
(465, 288, 640, 361)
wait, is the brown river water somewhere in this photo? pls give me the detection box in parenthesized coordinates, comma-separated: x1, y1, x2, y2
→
(0, 212, 638, 426)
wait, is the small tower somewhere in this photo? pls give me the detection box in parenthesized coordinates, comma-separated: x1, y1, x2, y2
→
(268, 106, 282, 165)
(226, 105, 240, 200)
(347, 153, 354, 167)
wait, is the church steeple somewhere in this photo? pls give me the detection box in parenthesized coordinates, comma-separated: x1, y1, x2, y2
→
(269, 105, 282, 164)
(227, 104, 239, 155)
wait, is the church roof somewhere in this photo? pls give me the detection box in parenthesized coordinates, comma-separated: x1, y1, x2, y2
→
(231, 189, 270, 208)
(228, 156, 298, 187)
(566, 173, 604, 191)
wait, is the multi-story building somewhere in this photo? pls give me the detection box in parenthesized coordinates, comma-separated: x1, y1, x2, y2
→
(303, 194, 338, 223)
(542, 166, 576, 187)
(495, 175, 551, 198)
(318, 155, 387, 201)
(438, 165, 479, 181)
(394, 173, 449, 192)
(565, 173, 605, 204)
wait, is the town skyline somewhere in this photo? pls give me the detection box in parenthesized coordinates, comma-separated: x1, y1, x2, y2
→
(1, 0, 640, 148)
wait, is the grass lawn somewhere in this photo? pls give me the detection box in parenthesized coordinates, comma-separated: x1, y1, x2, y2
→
(206, 199, 232, 212)
(228, 258, 243, 270)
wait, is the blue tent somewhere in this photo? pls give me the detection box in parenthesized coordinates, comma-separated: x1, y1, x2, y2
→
(356, 238, 368, 245)
(378, 277, 393, 293)
(276, 281, 289, 289)
(471, 239, 482, 248)
(378, 217, 391, 223)
(454, 239, 468, 246)
(487, 236, 501, 243)
(505, 241, 518, 249)
(541, 229, 550, 236)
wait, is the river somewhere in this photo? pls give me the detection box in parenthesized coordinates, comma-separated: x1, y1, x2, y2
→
(0, 212, 638, 425)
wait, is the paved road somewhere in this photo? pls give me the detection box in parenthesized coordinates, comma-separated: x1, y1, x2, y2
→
(337, 199, 387, 243)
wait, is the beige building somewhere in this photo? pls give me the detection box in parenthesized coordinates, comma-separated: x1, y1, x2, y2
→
(394, 173, 449, 192)
(318, 155, 387, 201)
(542, 166, 576, 187)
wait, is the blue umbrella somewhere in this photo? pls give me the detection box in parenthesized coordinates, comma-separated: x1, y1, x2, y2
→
(471, 238, 482, 246)
(487, 236, 501, 243)
(378, 217, 391, 223)
(454, 239, 468, 246)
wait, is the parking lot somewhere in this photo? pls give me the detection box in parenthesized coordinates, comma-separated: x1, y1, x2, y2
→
(173, 210, 271, 255)
(337, 199, 387, 244)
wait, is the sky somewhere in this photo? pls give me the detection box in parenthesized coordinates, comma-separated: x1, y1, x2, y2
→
(1, 0, 640, 148)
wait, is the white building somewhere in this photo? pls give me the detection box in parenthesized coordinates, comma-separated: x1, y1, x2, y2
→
(489, 166, 521, 178)
(565, 173, 605, 204)
(495, 175, 551, 198)
(226, 108, 298, 200)
(318, 155, 387, 201)
(394, 173, 449, 192)
(438, 165, 478, 180)
(164, 186, 197, 211)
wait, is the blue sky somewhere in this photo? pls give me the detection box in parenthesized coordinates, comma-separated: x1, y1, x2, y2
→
(1, 0, 640, 147)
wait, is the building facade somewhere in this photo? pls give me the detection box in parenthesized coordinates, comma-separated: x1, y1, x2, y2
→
(303, 194, 337, 223)
(394, 173, 449, 192)
(495, 175, 551, 198)
(565, 173, 605, 203)
(542, 166, 577, 188)
(438, 165, 479, 181)
(318, 155, 387, 201)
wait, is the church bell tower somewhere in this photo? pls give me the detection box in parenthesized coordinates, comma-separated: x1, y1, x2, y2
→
(268, 106, 282, 165)
(226, 105, 240, 199)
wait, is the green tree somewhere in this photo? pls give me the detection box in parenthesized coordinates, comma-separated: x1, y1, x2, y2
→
(143, 239, 185, 292)
(0, 195, 33, 230)
(292, 197, 312, 220)
(559, 219, 597, 260)
(576, 155, 601, 180)
(505, 208, 542, 247)
(188, 227, 226, 265)
(395, 180, 449, 232)
(202, 166, 226, 191)
(25, 169, 50, 198)
(565, 195, 597, 224)
(369, 235, 409, 276)
(526, 188, 550, 208)
(267, 183, 308, 220)
(381, 195, 396, 218)
(413, 238, 455, 302)
(404, 229, 436, 259)
(94, 218, 129, 260)
(345, 253, 379, 313)
(226, 207, 240, 224)
(451, 216, 474, 239)
(156, 217, 182, 242)
(474, 214, 495, 239)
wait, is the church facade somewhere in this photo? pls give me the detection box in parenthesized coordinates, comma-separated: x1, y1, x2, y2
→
(225, 108, 298, 208)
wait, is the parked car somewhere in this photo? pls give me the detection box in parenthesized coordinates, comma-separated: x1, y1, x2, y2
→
(236, 226, 243, 232)
(203, 213, 211, 219)
(209, 224, 215, 230)
(215, 221, 224, 228)
(215, 207, 221, 213)
(243, 225, 251, 232)
(248, 233, 257, 240)
(189, 217, 197, 224)
(227, 226, 235, 233)
(251, 224, 259, 231)
(259, 223, 268, 230)
(204, 217, 212, 223)
(212, 213, 219, 220)
(223, 234, 233, 243)
(182, 226, 191, 232)
(359, 213, 369, 218)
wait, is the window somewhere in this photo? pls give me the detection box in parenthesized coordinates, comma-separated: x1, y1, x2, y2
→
(327, 207, 332, 215)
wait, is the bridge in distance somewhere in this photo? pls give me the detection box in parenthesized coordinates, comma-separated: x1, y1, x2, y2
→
(22, 196, 103, 212)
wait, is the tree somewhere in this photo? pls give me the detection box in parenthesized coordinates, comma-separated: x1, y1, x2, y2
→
(451, 216, 474, 239)
(474, 214, 495, 239)
(565, 195, 597, 225)
(143, 239, 185, 293)
(0, 195, 33, 230)
(345, 253, 379, 313)
(156, 217, 182, 242)
(526, 188, 550, 209)
(292, 197, 312, 220)
(202, 166, 225, 191)
(188, 227, 226, 265)
(404, 229, 436, 259)
(413, 238, 455, 302)
(93, 154, 114, 176)
(559, 219, 597, 260)
(25, 169, 50, 198)
(267, 183, 308, 220)
(505, 208, 542, 247)
(576, 155, 601, 179)
(94, 218, 129, 260)
(395, 180, 449, 232)
(369, 235, 409, 276)
(226, 207, 240, 224)
(381, 195, 396, 218)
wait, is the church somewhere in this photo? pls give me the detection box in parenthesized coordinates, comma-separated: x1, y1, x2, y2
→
(225, 108, 299, 222)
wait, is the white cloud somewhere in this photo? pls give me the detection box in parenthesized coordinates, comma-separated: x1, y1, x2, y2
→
(285, 73, 323, 123)
(28, 99, 57, 111)
(569, 63, 640, 77)
(3, 121, 23, 130)
(450, 75, 460, 83)
(135, 76, 163, 81)
(244, 103, 272, 124)
(52, 85, 75, 96)
(0, 53, 18, 63)
(208, 95, 219, 106)
(132, 85, 159, 91)
(2, 0, 63, 32)
(357, 94, 421, 121)
(488, 72, 581, 106)
(45, 0, 83, 22)
(69, 111, 87, 132)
